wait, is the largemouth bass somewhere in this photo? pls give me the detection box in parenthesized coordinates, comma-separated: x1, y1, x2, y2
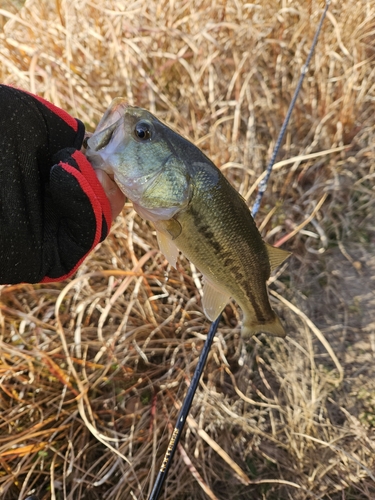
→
(86, 98, 290, 338)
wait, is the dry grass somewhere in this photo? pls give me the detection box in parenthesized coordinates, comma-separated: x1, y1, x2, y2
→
(1, 0, 375, 498)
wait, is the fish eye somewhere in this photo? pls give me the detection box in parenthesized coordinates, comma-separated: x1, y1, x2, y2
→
(134, 121, 153, 141)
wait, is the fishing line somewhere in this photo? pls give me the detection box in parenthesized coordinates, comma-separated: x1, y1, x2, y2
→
(148, 2, 331, 499)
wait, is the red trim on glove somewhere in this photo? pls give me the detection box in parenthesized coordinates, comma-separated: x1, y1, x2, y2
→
(71, 150, 112, 232)
(41, 153, 112, 283)
(31, 93, 79, 132)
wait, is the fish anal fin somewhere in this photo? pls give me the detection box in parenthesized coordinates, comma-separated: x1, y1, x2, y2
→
(265, 242, 291, 272)
(202, 277, 230, 321)
(155, 230, 180, 269)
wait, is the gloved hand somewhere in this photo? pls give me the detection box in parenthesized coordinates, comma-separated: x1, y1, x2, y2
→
(0, 84, 125, 284)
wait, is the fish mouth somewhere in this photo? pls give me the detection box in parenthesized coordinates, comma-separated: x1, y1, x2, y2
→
(82, 132, 92, 151)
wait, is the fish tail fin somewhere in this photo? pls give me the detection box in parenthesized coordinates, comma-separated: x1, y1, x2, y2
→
(241, 313, 286, 339)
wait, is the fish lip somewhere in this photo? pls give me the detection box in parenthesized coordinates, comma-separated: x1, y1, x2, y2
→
(89, 121, 119, 152)
(94, 98, 129, 136)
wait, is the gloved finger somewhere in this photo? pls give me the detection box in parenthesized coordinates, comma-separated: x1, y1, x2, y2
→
(95, 169, 126, 220)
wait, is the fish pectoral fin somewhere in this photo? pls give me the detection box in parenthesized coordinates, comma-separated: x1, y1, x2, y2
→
(163, 218, 182, 239)
(202, 277, 230, 321)
(265, 242, 291, 272)
(155, 229, 180, 269)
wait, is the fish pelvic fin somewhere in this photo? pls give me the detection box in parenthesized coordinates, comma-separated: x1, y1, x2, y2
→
(155, 229, 179, 268)
(265, 242, 291, 272)
(241, 312, 286, 339)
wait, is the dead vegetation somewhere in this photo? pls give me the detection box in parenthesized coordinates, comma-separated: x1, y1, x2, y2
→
(0, 0, 375, 498)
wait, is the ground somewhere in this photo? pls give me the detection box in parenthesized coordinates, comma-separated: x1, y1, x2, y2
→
(0, 1, 374, 499)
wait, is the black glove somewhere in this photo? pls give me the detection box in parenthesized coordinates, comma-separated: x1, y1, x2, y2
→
(0, 84, 112, 284)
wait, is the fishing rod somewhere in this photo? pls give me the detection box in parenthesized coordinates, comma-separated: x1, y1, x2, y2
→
(148, 2, 331, 499)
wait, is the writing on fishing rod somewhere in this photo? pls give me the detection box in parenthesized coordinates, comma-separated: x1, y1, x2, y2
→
(160, 428, 179, 472)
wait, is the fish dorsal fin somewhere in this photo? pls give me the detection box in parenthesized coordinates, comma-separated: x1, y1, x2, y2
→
(156, 230, 180, 269)
(265, 242, 291, 272)
(202, 276, 230, 321)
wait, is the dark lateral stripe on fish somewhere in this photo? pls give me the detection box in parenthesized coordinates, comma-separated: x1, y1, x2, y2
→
(221, 249, 273, 325)
(233, 267, 270, 324)
(189, 207, 223, 254)
(189, 206, 270, 324)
